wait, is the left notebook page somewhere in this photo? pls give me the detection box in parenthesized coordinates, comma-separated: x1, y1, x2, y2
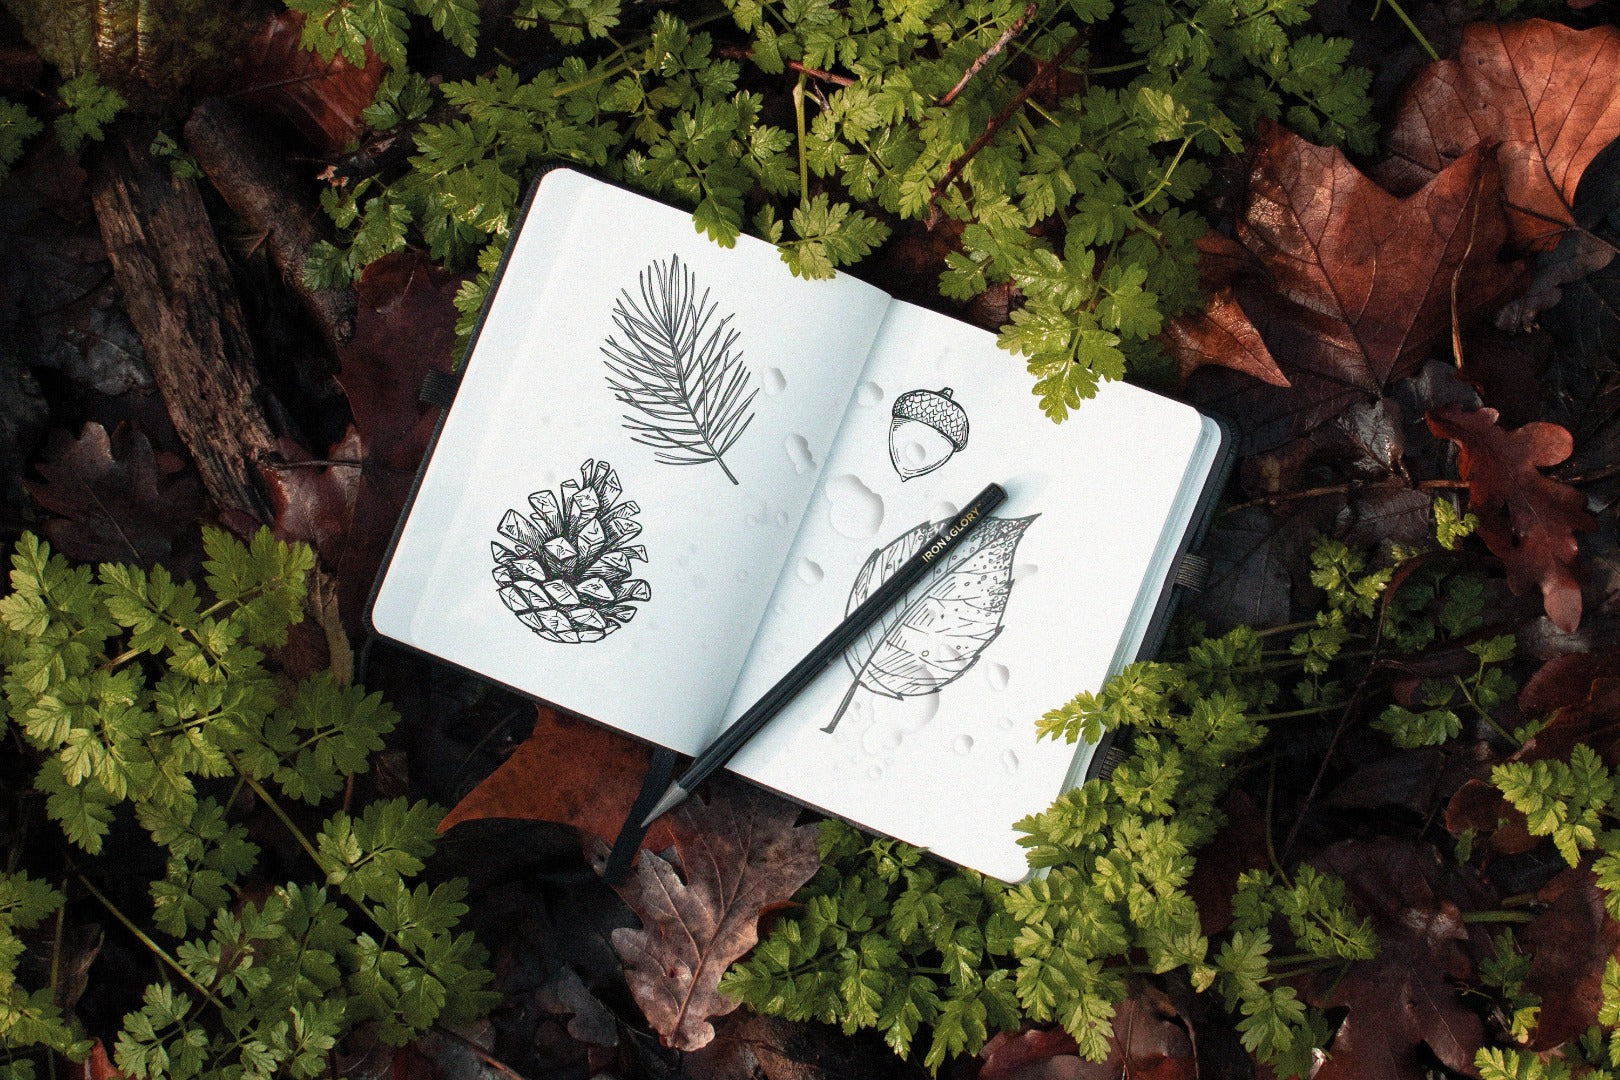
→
(371, 170, 893, 754)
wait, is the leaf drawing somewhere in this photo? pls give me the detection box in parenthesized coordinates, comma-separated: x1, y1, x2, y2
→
(822, 514, 1037, 734)
(600, 254, 758, 485)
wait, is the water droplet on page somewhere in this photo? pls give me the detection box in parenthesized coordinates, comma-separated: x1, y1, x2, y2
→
(785, 435, 817, 475)
(1000, 749, 1020, 774)
(931, 501, 959, 523)
(774, 510, 790, 527)
(763, 367, 787, 395)
(866, 765, 883, 780)
(1015, 562, 1039, 584)
(997, 715, 1015, 730)
(826, 474, 884, 539)
(796, 559, 824, 585)
(857, 381, 883, 407)
(986, 663, 1009, 691)
(953, 735, 974, 754)
(735, 569, 749, 583)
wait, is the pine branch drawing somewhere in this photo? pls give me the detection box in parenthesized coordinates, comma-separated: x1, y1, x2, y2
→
(601, 254, 759, 485)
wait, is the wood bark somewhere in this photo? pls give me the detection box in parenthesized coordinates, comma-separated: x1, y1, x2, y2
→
(90, 122, 281, 523)
(184, 97, 357, 351)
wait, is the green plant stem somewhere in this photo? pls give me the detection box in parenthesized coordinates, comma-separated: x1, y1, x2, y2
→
(236, 770, 324, 868)
(1129, 134, 1194, 212)
(1461, 910, 1535, 924)
(77, 873, 219, 1007)
(1453, 674, 1519, 746)
(1372, 0, 1438, 60)
(1252, 704, 1341, 722)
(794, 74, 809, 206)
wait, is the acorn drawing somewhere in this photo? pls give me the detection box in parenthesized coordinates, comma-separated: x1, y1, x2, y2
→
(491, 459, 650, 644)
(888, 387, 970, 480)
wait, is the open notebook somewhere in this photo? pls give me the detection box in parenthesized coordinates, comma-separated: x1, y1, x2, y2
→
(370, 168, 1226, 881)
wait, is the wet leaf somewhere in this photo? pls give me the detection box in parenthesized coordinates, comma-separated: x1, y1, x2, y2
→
(1181, 125, 1520, 453)
(438, 708, 677, 853)
(1425, 406, 1596, 631)
(1379, 20, 1620, 250)
(597, 780, 819, 1052)
(226, 11, 383, 155)
(27, 421, 204, 567)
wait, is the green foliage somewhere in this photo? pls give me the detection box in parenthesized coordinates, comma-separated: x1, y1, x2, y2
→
(726, 508, 1620, 1075)
(287, 0, 478, 67)
(0, 99, 42, 185)
(292, 0, 1373, 418)
(54, 72, 125, 155)
(729, 542, 1405, 1073)
(0, 530, 496, 1079)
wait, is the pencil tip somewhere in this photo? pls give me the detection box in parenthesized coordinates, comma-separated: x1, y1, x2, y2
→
(639, 783, 688, 828)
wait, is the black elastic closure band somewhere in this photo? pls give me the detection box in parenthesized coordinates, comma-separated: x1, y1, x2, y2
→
(419, 368, 462, 408)
(601, 747, 680, 885)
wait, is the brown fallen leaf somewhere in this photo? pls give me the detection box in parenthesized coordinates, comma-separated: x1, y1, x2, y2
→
(1308, 838, 1491, 1080)
(1379, 20, 1620, 250)
(225, 11, 384, 155)
(270, 251, 462, 629)
(1521, 865, 1620, 1050)
(1163, 234, 1288, 387)
(978, 995, 1195, 1080)
(27, 421, 205, 567)
(1178, 124, 1520, 452)
(1425, 406, 1595, 632)
(438, 707, 677, 854)
(597, 779, 820, 1052)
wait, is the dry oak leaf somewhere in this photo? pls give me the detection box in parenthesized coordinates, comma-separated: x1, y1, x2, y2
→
(27, 421, 204, 567)
(1177, 123, 1520, 451)
(1425, 406, 1595, 632)
(598, 780, 819, 1052)
(438, 708, 677, 854)
(1379, 20, 1620, 250)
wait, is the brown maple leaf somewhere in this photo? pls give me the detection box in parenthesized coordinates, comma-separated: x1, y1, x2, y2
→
(1379, 20, 1620, 250)
(1173, 123, 1520, 451)
(599, 780, 820, 1052)
(27, 422, 204, 567)
(1425, 406, 1595, 632)
(1162, 233, 1288, 387)
(437, 707, 677, 853)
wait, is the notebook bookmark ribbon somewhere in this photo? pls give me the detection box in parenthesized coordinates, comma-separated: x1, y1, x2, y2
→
(601, 746, 679, 885)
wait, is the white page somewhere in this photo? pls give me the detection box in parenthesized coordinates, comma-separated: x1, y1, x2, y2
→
(372, 171, 892, 753)
(722, 301, 1211, 881)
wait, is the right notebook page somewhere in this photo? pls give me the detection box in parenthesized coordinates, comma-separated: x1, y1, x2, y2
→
(719, 299, 1222, 881)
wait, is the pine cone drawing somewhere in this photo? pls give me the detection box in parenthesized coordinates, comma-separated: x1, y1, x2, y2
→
(889, 387, 970, 480)
(492, 460, 650, 643)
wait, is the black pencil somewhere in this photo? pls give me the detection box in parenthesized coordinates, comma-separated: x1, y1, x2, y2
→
(639, 481, 1008, 827)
